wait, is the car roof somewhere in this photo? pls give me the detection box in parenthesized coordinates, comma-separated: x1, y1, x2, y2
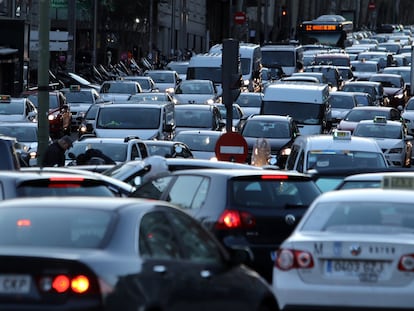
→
(175, 104, 217, 110)
(174, 130, 223, 136)
(247, 114, 291, 121)
(170, 168, 312, 179)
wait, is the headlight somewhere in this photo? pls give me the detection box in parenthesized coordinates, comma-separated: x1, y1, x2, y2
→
(79, 125, 87, 133)
(280, 148, 291, 156)
(48, 114, 56, 121)
(29, 151, 37, 159)
(205, 99, 214, 105)
(165, 87, 175, 94)
(394, 93, 404, 99)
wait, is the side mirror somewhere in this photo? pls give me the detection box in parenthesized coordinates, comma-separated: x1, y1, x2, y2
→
(163, 123, 175, 132)
(86, 123, 93, 132)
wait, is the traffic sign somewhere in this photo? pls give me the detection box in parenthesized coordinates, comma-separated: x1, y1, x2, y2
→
(234, 11, 246, 25)
(215, 132, 248, 163)
(368, 2, 376, 10)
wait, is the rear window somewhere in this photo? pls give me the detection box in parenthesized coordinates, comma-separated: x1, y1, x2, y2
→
(230, 176, 321, 208)
(0, 207, 114, 248)
(16, 178, 115, 197)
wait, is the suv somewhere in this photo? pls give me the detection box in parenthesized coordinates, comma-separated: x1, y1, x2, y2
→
(130, 169, 322, 283)
(66, 135, 149, 165)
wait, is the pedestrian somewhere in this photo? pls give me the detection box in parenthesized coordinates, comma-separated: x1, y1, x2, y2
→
(42, 135, 73, 167)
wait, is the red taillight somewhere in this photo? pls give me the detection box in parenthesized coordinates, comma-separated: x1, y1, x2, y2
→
(41, 274, 91, 294)
(52, 275, 70, 293)
(261, 175, 289, 180)
(16, 219, 31, 227)
(398, 254, 414, 271)
(275, 248, 314, 271)
(49, 177, 85, 182)
(215, 209, 256, 229)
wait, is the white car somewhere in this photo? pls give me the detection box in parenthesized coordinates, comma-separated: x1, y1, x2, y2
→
(273, 179, 414, 310)
(173, 79, 219, 105)
(402, 97, 414, 136)
(0, 95, 37, 122)
(353, 117, 413, 167)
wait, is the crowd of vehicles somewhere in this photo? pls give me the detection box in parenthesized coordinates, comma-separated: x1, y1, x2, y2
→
(2, 14, 414, 310)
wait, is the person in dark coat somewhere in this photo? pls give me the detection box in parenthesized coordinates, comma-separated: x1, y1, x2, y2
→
(42, 135, 73, 167)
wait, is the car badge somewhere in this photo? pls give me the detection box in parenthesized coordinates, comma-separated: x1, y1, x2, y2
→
(350, 244, 361, 256)
(285, 214, 296, 225)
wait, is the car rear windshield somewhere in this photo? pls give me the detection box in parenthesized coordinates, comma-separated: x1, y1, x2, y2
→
(0, 207, 113, 248)
(230, 176, 321, 208)
(16, 178, 115, 197)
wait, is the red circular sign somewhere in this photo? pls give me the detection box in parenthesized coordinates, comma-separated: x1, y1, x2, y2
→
(234, 11, 246, 25)
(215, 132, 248, 163)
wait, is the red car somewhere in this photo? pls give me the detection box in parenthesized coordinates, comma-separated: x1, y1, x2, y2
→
(22, 90, 71, 139)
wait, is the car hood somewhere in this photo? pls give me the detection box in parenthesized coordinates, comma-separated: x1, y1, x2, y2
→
(174, 94, 216, 104)
(243, 136, 292, 153)
(100, 93, 131, 102)
(94, 128, 159, 139)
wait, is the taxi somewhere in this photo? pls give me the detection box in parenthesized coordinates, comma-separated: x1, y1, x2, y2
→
(285, 129, 388, 172)
(272, 175, 414, 310)
(353, 116, 413, 168)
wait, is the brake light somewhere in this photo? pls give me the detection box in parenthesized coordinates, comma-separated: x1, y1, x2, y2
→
(50, 177, 85, 182)
(215, 209, 256, 229)
(16, 219, 31, 227)
(52, 275, 70, 293)
(398, 254, 414, 271)
(71, 275, 90, 293)
(261, 175, 289, 180)
(41, 274, 91, 294)
(275, 248, 314, 271)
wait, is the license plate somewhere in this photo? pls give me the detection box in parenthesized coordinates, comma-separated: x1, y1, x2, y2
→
(0, 275, 31, 294)
(325, 260, 385, 282)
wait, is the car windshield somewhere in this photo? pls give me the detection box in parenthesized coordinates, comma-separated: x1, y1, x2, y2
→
(68, 143, 126, 162)
(174, 134, 220, 152)
(97, 107, 161, 129)
(329, 95, 355, 109)
(344, 109, 389, 122)
(175, 109, 212, 127)
(307, 151, 387, 170)
(0, 207, 113, 248)
(0, 102, 23, 114)
(64, 91, 94, 103)
(27, 94, 60, 109)
(301, 202, 414, 234)
(242, 121, 290, 138)
(0, 126, 37, 142)
(236, 94, 262, 107)
(354, 124, 402, 139)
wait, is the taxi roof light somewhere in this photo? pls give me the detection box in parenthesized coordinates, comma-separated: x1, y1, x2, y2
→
(374, 116, 387, 123)
(332, 130, 352, 140)
(69, 85, 81, 91)
(382, 175, 414, 190)
(0, 94, 11, 102)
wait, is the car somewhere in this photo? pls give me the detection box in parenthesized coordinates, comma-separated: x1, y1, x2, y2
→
(382, 66, 411, 92)
(173, 130, 224, 160)
(99, 80, 143, 102)
(342, 80, 389, 106)
(0, 135, 27, 170)
(173, 79, 219, 104)
(174, 104, 224, 133)
(130, 168, 322, 283)
(0, 95, 37, 122)
(0, 121, 50, 166)
(356, 50, 392, 69)
(144, 69, 182, 93)
(353, 116, 413, 167)
(0, 196, 278, 310)
(239, 114, 300, 167)
(77, 101, 113, 138)
(337, 106, 402, 133)
(122, 75, 157, 92)
(285, 130, 389, 172)
(303, 65, 343, 91)
(128, 91, 176, 104)
(0, 170, 120, 199)
(272, 182, 414, 310)
(143, 140, 194, 158)
(350, 59, 381, 80)
(352, 91, 375, 106)
(102, 157, 262, 188)
(327, 92, 358, 129)
(369, 73, 409, 108)
(65, 135, 149, 165)
(166, 60, 189, 80)
(402, 97, 414, 135)
(313, 52, 351, 67)
(60, 85, 101, 130)
(215, 103, 245, 131)
(235, 92, 263, 117)
(23, 90, 71, 139)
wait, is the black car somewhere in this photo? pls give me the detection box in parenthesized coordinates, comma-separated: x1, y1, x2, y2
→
(239, 114, 300, 167)
(130, 169, 322, 283)
(0, 197, 278, 310)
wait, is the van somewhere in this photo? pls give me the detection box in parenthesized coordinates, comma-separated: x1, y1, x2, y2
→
(261, 82, 330, 135)
(209, 42, 262, 92)
(285, 130, 388, 172)
(94, 101, 175, 140)
(186, 53, 223, 95)
(260, 44, 304, 76)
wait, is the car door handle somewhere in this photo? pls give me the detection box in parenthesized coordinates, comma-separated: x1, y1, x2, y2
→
(153, 265, 167, 274)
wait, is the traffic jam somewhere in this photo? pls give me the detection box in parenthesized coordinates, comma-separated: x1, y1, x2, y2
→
(2, 10, 414, 311)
